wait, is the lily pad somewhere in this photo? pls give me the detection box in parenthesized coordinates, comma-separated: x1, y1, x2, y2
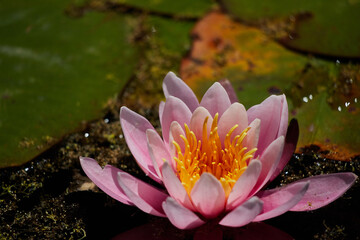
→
(221, 0, 360, 58)
(180, 12, 360, 159)
(295, 92, 360, 160)
(0, 0, 137, 167)
(110, 0, 215, 18)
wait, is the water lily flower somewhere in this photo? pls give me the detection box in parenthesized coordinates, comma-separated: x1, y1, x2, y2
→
(80, 72, 357, 230)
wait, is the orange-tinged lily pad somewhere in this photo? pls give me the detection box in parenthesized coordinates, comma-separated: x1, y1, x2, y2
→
(221, 0, 360, 58)
(180, 12, 360, 160)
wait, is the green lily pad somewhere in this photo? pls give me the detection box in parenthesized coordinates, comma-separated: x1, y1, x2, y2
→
(221, 0, 360, 58)
(110, 0, 215, 18)
(295, 92, 360, 160)
(146, 16, 194, 53)
(180, 12, 360, 159)
(116, 14, 195, 110)
(0, 0, 137, 167)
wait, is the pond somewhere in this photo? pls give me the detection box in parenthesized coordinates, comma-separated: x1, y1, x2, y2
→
(1, 0, 359, 239)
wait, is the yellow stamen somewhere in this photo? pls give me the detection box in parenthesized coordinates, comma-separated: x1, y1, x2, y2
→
(172, 113, 257, 197)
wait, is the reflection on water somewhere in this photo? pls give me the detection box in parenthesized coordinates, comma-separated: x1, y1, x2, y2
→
(112, 220, 293, 240)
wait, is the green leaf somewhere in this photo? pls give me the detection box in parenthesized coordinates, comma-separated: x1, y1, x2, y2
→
(0, 0, 137, 167)
(111, 0, 215, 18)
(180, 12, 360, 159)
(222, 0, 360, 57)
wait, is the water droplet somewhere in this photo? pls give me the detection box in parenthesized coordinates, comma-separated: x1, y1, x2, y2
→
(337, 106, 342, 111)
(355, 98, 358, 103)
(104, 118, 109, 123)
(345, 102, 350, 107)
(309, 94, 313, 100)
(25, 167, 29, 172)
(302, 96, 309, 103)
(336, 60, 340, 65)
(308, 124, 314, 132)
(119, 134, 123, 139)
(84, 133, 89, 138)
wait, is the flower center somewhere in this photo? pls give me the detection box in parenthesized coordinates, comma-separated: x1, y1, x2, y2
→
(172, 113, 257, 197)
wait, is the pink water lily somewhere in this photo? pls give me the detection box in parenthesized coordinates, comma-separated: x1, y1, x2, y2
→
(80, 72, 357, 229)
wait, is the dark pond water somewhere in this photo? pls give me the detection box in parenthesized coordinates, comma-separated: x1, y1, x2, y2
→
(1, 135, 359, 239)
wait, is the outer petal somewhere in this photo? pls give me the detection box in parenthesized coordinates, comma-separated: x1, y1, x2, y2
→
(146, 129, 171, 179)
(226, 160, 262, 210)
(80, 157, 133, 205)
(218, 102, 248, 146)
(253, 181, 309, 221)
(200, 82, 231, 117)
(159, 101, 165, 127)
(247, 95, 283, 156)
(161, 162, 196, 211)
(250, 136, 285, 195)
(189, 107, 213, 141)
(242, 118, 260, 151)
(162, 197, 205, 230)
(120, 107, 160, 182)
(276, 94, 288, 138)
(270, 119, 299, 181)
(191, 173, 226, 219)
(219, 79, 238, 104)
(117, 172, 168, 217)
(290, 172, 358, 211)
(161, 96, 192, 144)
(219, 197, 263, 227)
(163, 72, 199, 112)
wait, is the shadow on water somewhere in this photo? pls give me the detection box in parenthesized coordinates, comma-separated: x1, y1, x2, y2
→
(112, 220, 293, 240)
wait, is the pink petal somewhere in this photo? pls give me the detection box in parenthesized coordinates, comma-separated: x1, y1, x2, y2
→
(117, 172, 168, 217)
(254, 181, 309, 221)
(190, 173, 226, 219)
(270, 119, 299, 181)
(79, 157, 133, 205)
(161, 96, 192, 144)
(218, 102, 248, 146)
(226, 160, 262, 211)
(242, 118, 260, 151)
(189, 107, 213, 141)
(159, 101, 165, 127)
(219, 197, 263, 227)
(290, 172, 358, 211)
(146, 129, 171, 179)
(247, 95, 283, 156)
(200, 82, 231, 117)
(161, 162, 196, 211)
(276, 94, 288, 138)
(163, 72, 199, 112)
(162, 197, 205, 229)
(120, 107, 160, 182)
(168, 121, 186, 159)
(250, 136, 285, 195)
(219, 79, 238, 104)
